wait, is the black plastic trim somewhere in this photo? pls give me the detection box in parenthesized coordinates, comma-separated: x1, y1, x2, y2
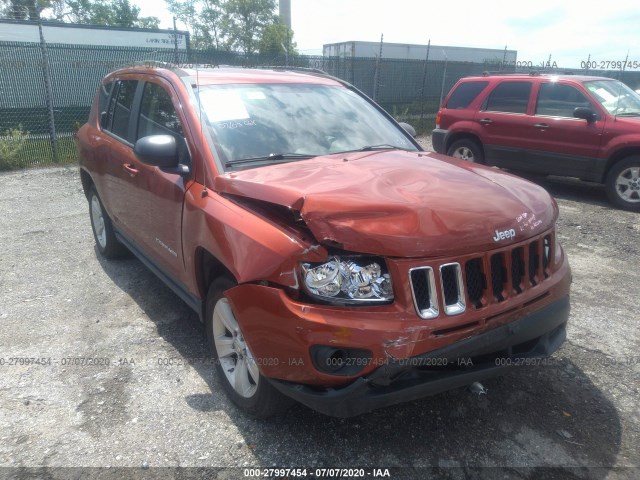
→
(269, 295, 570, 418)
(114, 229, 205, 321)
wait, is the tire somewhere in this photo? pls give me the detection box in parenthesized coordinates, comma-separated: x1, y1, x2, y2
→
(447, 139, 484, 164)
(88, 185, 127, 258)
(205, 277, 293, 418)
(605, 156, 640, 211)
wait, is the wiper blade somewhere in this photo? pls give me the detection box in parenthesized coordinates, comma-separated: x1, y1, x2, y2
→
(335, 144, 406, 155)
(225, 153, 315, 167)
(358, 144, 405, 151)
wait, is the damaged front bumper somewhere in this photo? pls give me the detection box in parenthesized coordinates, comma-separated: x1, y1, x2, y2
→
(268, 295, 570, 418)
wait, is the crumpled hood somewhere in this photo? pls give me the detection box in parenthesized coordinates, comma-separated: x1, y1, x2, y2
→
(214, 150, 557, 257)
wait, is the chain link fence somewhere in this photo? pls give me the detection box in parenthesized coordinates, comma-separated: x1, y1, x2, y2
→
(2, 38, 640, 170)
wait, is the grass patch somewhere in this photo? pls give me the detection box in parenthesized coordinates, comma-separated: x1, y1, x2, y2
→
(0, 135, 77, 170)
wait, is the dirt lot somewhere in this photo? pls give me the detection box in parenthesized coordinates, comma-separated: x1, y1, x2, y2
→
(0, 144, 638, 479)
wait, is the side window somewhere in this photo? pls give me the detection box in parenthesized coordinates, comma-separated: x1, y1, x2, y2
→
(137, 81, 190, 165)
(98, 81, 113, 127)
(483, 81, 532, 114)
(536, 83, 592, 118)
(137, 82, 183, 139)
(106, 80, 138, 141)
(446, 81, 489, 109)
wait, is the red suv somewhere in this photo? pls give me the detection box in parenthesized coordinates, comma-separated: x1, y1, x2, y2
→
(78, 64, 571, 418)
(432, 73, 640, 211)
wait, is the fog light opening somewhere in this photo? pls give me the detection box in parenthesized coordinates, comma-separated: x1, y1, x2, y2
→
(310, 345, 372, 376)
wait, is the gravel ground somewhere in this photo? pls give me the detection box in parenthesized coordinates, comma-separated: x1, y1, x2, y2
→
(0, 142, 638, 479)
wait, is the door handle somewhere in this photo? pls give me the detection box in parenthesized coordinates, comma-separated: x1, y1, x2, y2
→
(533, 123, 550, 129)
(479, 118, 493, 125)
(122, 163, 139, 177)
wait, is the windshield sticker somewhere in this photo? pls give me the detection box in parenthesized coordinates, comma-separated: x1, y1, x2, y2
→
(199, 90, 250, 122)
(245, 91, 266, 100)
(218, 119, 257, 129)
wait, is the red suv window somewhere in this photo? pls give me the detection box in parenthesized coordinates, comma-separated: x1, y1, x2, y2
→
(483, 81, 532, 114)
(536, 83, 592, 118)
(446, 81, 488, 109)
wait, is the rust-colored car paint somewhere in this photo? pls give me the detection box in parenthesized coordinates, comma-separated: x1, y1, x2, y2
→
(78, 66, 571, 397)
(214, 150, 557, 257)
(225, 247, 570, 386)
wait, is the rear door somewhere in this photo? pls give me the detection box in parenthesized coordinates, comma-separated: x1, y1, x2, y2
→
(475, 80, 535, 169)
(526, 81, 605, 178)
(100, 78, 140, 237)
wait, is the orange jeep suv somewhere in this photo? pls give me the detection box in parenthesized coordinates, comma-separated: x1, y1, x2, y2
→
(78, 64, 571, 417)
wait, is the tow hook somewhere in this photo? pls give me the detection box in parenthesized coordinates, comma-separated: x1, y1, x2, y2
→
(468, 381, 488, 395)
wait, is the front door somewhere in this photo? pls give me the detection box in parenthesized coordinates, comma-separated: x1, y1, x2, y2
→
(116, 79, 191, 280)
(526, 81, 604, 178)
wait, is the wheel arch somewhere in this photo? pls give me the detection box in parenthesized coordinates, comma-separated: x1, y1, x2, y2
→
(445, 132, 484, 155)
(603, 147, 640, 183)
(195, 247, 237, 306)
(79, 168, 94, 200)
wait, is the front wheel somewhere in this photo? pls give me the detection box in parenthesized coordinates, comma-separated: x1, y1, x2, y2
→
(447, 139, 484, 164)
(605, 157, 640, 211)
(205, 277, 293, 418)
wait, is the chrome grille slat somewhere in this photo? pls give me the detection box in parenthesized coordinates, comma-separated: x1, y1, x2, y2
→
(439, 263, 466, 315)
(409, 267, 438, 319)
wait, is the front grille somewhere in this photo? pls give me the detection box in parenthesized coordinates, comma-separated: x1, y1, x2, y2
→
(409, 231, 555, 319)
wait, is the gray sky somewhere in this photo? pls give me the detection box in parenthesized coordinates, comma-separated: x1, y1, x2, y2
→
(135, 0, 639, 69)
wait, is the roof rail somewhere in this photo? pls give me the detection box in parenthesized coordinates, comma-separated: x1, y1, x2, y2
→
(254, 65, 329, 76)
(481, 70, 541, 77)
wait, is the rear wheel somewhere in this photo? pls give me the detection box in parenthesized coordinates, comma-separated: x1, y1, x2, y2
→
(605, 156, 640, 211)
(447, 139, 484, 164)
(88, 185, 127, 258)
(205, 277, 292, 418)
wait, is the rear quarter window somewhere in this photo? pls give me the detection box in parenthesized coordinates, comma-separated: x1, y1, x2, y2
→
(446, 81, 489, 109)
(98, 82, 113, 122)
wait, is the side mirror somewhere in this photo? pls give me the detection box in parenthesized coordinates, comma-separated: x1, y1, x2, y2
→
(573, 107, 597, 123)
(134, 135, 179, 168)
(398, 122, 417, 138)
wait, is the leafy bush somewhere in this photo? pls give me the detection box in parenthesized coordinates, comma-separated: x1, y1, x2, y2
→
(0, 126, 28, 170)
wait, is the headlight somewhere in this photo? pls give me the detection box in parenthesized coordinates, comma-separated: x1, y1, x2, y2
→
(300, 256, 394, 304)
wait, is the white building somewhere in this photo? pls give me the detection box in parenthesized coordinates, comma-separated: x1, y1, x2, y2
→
(323, 41, 517, 63)
(0, 19, 190, 50)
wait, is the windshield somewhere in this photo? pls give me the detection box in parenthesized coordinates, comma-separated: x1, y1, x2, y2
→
(196, 83, 417, 168)
(584, 79, 640, 116)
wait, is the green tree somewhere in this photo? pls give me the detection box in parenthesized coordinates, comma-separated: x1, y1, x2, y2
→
(222, 0, 275, 54)
(40, 0, 159, 27)
(258, 21, 297, 56)
(166, 0, 224, 50)
(0, 0, 51, 20)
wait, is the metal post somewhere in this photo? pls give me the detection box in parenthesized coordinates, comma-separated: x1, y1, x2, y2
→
(439, 54, 448, 108)
(419, 39, 431, 121)
(501, 45, 507, 71)
(584, 54, 590, 73)
(373, 33, 383, 102)
(38, 22, 57, 163)
(173, 17, 180, 65)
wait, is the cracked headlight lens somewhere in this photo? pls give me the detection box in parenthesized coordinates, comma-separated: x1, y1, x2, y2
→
(301, 256, 394, 304)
